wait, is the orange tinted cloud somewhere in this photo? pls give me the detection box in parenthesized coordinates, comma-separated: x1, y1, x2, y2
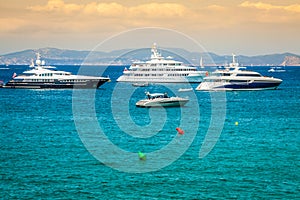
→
(240, 1, 300, 13)
(28, 0, 82, 14)
(28, 0, 188, 18)
(1, 0, 299, 55)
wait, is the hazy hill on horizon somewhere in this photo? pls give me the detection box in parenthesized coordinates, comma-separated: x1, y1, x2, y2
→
(0, 47, 299, 66)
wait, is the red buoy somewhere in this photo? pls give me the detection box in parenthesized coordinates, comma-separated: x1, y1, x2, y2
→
(176, 127, 184, 135)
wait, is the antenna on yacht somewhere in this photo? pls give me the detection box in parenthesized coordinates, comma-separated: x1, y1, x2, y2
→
(230, 53, 239, 69)
(200, 56, 204, 68)
(29, 59, 34, 68)
(35, 53, 42, 67)
(151, 43, 163, 60)
(232, 53, 236, 64)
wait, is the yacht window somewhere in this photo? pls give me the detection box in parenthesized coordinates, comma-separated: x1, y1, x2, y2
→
(236, 74, 261, 77)
(229, 80, 248, 82)
(222, 73, 231, 76)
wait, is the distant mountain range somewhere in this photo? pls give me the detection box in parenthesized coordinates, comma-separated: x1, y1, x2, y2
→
(0, 47, 299, 66)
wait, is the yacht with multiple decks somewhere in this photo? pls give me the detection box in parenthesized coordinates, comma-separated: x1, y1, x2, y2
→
(196, 54, 282, 91)
(117, 43, 205, 83)
(4, 53, 110, 89)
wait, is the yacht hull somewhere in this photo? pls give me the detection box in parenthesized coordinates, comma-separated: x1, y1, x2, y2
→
(136, 98, 189, 107)
(4, 79, 109, 89)
(117, 76, 203, 83)
(196, 81, 282, 91)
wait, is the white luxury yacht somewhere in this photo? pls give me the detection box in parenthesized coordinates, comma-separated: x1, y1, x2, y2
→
(196, 54, 282, 91)
(117, 43, 206, 83)
(4, 53, 110, 89)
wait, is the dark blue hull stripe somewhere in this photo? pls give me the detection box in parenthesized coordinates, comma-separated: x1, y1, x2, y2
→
(215, 82, 281, 89)
(4, 80, 108, 89)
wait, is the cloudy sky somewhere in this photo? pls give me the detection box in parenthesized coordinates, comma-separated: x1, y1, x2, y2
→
(0, 0, 299, 55)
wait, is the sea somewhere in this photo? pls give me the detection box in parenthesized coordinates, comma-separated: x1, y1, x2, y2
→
(0, 65, 299, 199)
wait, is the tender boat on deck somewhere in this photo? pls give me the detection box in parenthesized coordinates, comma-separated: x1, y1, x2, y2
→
(178, 88, 193, 92)
(136, 92, 189, 107)
(132, 82, 149, 87)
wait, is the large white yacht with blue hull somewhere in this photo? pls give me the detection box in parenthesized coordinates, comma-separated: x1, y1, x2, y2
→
(4, 53, 110, 89)
(196, 54, 282, 91)
(117, 43, 206, 83)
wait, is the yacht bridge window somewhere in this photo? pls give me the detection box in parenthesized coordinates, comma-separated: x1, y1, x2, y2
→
(229, 80, 249, 82)
(236, 74, 261, 77)
(221, 73, 231, 76)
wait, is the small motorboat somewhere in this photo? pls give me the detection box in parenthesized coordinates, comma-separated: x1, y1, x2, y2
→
(136, 92, 189, 108)
(132, 82, 149, 87)
(268, 66, 286, 72)
(178, 88, 193, 92)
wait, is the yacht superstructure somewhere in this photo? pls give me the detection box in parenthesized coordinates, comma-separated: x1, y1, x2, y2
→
(117, 43, 205, 83)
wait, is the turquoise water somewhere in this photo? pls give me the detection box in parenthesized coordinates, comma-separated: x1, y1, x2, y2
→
(0, 66, 299, 199)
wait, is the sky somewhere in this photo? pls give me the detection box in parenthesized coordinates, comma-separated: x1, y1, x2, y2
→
(0, 0, 300, 56)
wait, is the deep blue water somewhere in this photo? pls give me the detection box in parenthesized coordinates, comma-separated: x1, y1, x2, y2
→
(0, 65, 299, 199)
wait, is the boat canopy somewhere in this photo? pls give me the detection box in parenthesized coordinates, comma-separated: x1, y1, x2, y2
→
(146, 92, 169, 98)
